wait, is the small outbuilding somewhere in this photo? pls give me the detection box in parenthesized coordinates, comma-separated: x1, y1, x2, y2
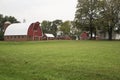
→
(4, 22, 43, 41)
(43, 33, 55, 40)
(80, 32, 89, 40)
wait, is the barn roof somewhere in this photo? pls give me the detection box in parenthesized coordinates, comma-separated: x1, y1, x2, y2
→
(45, 33, 55, 37)
(4, 23, 31, 36)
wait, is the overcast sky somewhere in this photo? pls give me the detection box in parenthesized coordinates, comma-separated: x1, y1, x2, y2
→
(0, 0, 77, 23)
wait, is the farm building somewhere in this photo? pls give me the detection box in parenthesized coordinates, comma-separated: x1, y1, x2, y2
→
(43, 33, 55, 40)
(4, 22, 43, 41)
(80, 32, 89, 40)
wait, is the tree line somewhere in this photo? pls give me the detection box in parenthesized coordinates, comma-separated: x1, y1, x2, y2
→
(41, 20, 72, 37)
(0, 14, 19, 40)
(74, 0, 120, 40)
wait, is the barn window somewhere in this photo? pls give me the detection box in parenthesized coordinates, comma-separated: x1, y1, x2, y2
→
(22, 36, 24, 38)
(33, 26, 38, 32)
(7, 36, 9, 39)
(34, 26, 38, 30)
(14, 36, 16, 38)
(18, 36, 20, 38)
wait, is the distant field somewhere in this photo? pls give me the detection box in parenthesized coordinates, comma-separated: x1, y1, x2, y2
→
(0, 40, 120, 80)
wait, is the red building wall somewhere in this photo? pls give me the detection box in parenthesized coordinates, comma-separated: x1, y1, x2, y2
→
(27, 22, 43, 40)
(80, 32, 88, 40)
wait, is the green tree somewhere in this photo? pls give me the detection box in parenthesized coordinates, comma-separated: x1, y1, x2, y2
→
(75, 0, 101, 39)
(0, 14, 19, 40)
(51, 20, 63, 36)
(100, 0, 120, 40)
(41, 20, 52, 34)
(41, 20, 63, 36)
(60, 21, 71, 35)
(74, 0, 120, 40)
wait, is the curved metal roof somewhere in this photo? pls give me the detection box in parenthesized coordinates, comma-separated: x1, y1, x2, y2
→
(4, 23, 31, 36)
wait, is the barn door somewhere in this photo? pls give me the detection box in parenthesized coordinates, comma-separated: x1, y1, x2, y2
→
(34, 36, 39, 40)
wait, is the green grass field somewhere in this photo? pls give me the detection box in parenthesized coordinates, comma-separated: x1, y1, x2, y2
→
(0, 40, 120, 80)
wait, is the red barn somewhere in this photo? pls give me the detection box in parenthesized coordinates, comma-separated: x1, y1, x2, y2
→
(80, 32, 88, 40)
(4, 22, 43, 41)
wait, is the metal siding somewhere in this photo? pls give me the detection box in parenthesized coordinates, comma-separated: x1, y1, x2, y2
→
(4, 23, 31, 36)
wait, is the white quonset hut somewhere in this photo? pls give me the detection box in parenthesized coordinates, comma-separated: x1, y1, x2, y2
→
(4, 22, 43, 41)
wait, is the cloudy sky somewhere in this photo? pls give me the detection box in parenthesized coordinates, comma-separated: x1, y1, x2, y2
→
(0, 0, 77, 22)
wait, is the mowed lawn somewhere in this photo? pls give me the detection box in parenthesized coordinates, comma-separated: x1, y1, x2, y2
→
(0, 40, 120, 80)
